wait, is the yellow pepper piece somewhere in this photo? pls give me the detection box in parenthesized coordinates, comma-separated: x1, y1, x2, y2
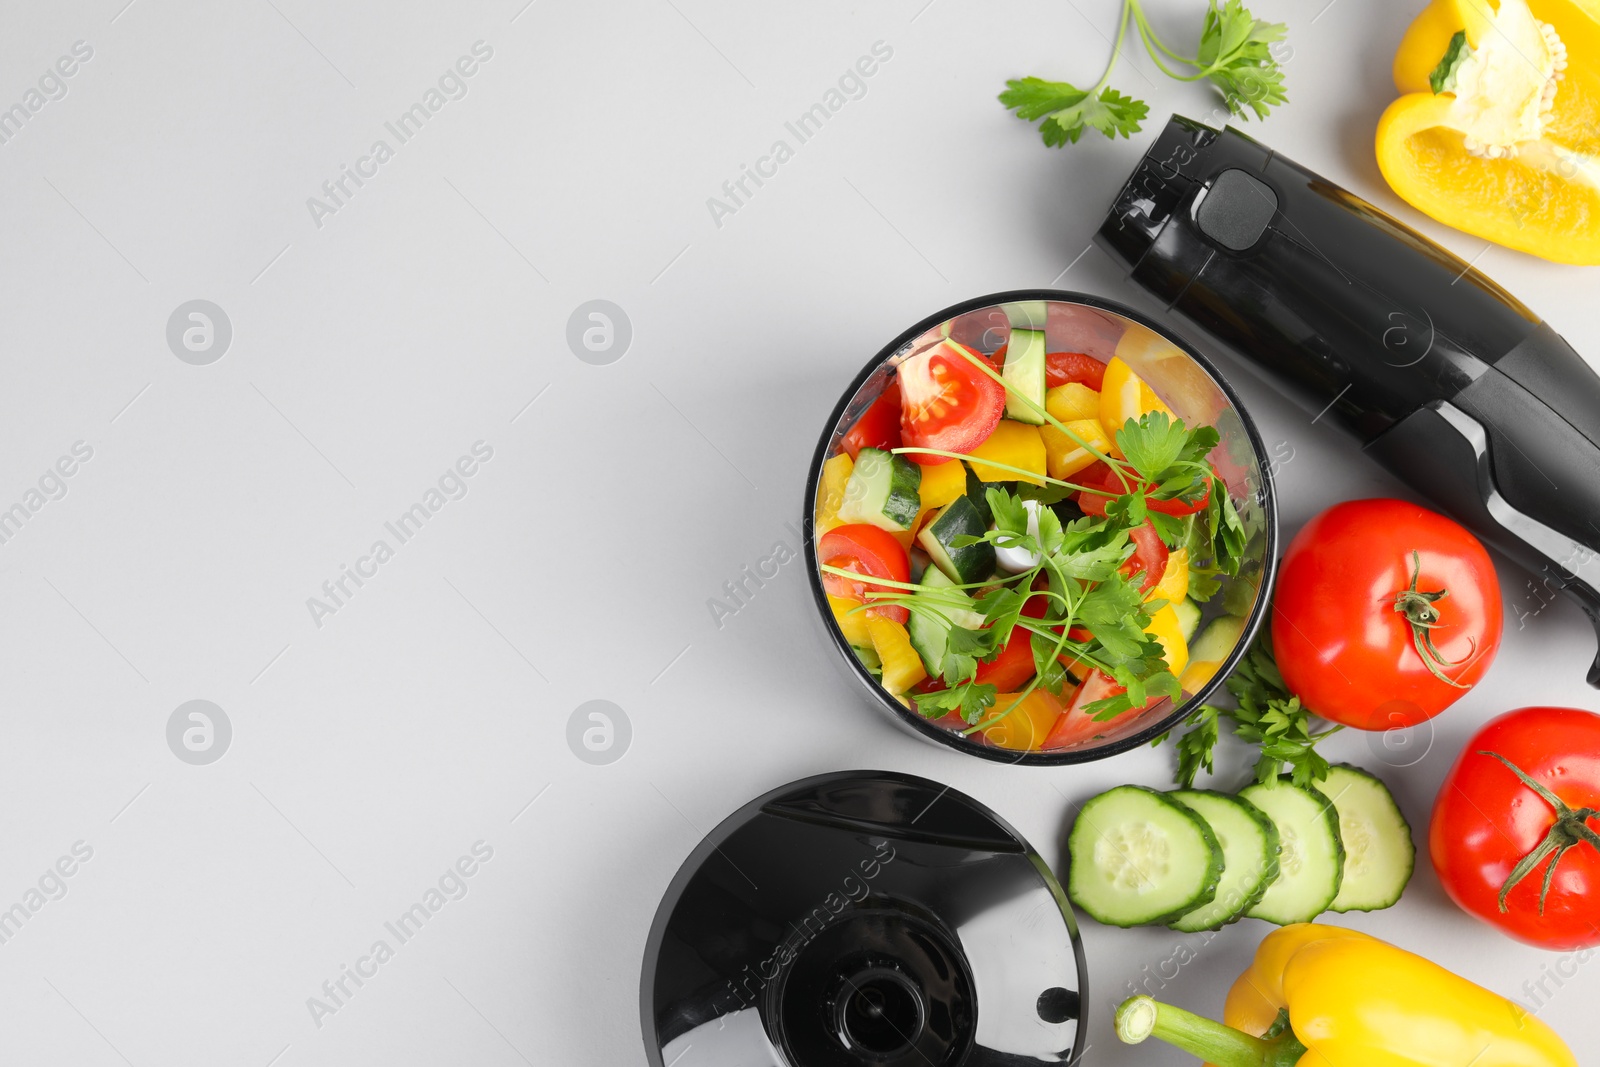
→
(865, 615, 927, 695)
(1045, 382, 1100, 423)
(1144, 604, 1189, 678)
(815, 453, 854, 534)
(905, 455, 968, 538)
(1117, 923, 1578, 1067)
(981, 690, 1063, 751)
(1147, 546, 1189, 605)
(1378, 0, 1600, 264)
(828, 594, 872, 648)
(1041, 418, 1111, 481)
(1100, 358, 1174, 457)
(966, 420, 1047, 485)
(1178, 658, 1222, 696)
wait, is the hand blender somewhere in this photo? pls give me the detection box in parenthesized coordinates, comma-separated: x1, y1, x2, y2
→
(1097, 116, 1600, 686)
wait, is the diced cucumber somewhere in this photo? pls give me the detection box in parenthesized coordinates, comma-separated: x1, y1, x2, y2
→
(1322, 764, 1415, 912)
(836, 447, 922, 532)
(1172, 597, 1202, 643)
(918, 496, 995, 584)
(1239, 779, 1344, 926)
(1003, 328, 1047, 425)
(1002, 300, 1048, 330)
(963, 464, 995, 524)
(1067, 785, 1223, 928)
(1189, 615, 1247, 666)
(1166, 790, 1280, 932)
(905, 569, 986, 675)
(852, 644, 882, 671)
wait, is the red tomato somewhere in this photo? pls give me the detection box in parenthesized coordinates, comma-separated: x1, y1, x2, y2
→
(1042, 670, 1123, 749)
(897, 340, 1005, 466)
(974, 627, 1036, 691)
(1123, 522, 1169, 595)
(1076, 463, 1208, 517)
(1271, 499, 1502, 730)
(1046, 351, 1106, 390)
(818, 524, 910, 624)
(839, 388, 901, 460)
(1430, 707, 1600, 950)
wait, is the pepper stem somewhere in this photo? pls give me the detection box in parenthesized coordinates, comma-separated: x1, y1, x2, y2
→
(1479, 750, 1600, 914)
(1114, 997, 1306, 1067)
(1391, 549, 1473, 688)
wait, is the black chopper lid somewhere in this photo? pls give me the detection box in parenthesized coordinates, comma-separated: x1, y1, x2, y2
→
(640, 771, 1088, 1066)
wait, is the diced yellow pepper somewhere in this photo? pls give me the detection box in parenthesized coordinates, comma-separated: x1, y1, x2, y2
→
(828, 594, 872, 647)
(1100, 357, 1175, 457)
(907, 456, 968, 536)
(815, 453, 854, 533)
(1046, 382, 1101, 423)
(966, 420, 1046, 485)
(1145, 604, 1190, 678)
(866, 615, 927, 695)
(1041, 418, 1112, 481)
(1179, 657, 1223, 696)
(1147, 546, 1190, 605)
(981, 690, 1064, 751)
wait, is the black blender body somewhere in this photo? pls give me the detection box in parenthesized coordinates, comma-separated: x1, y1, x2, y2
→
(641, 771, 1088, 1066)
(1097, 116, 1600, 684)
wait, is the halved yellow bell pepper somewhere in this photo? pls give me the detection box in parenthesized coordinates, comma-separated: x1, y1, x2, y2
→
(1041, 418, 1111, 480)
(815, 453, 854, 533)
(1117, 923, 1578, 1067)
(1378, 0, 1600, 264)
(966, 420, 1047, 485)
(865, 615, 927, 695)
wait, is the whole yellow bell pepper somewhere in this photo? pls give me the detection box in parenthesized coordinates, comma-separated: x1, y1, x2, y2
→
(1377, 0, 1600, 264)
(1116, 923, 1577, 1067)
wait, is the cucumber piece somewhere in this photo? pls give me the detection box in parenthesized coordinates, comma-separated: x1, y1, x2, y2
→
(1189, 615, 1247, 666)
(905, 570, 986, 675)
(836, 447, 921, 533)
(851, 644, 882, 671)
(918, 496, 995, 584)
(1002, 300, 1048, 330)
(1166, 790, 1280, 932)
(1003, 328, 1047, 425)
(1172, 597, 1202, 643)
(962, 464, 994, 524)
(1239, 779, 1344, 926)
(1322, 764, 1415, 912)
(1067, 785, 1223, 928)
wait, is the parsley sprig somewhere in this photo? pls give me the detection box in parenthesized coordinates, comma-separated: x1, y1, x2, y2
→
(1000, 0, 1288, 147)
(1164, 632, 1343, 788)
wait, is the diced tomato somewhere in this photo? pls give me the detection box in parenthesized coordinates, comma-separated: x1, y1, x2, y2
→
(1074, 461, 1207, 517)
(818, 524, 910, 624)
(974, 627, 1036, 691)
(1046, 352, 1106, 390)
(1148, 477, 1211, 517)
(839, 388, 902, 461)
(1123, 522, 1169, 595)
(898, 340, 1006, 466)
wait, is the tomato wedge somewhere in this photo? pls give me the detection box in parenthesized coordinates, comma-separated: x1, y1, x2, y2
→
(818, 524, 910, 624)
(1042, 670, 1124, 749)
(1075, 462, 1209, 518)
(1046, 351, 1106, 390)
(839, 388, 902, 461)
(898, 340, 1006, 466)
(1123, 522, 1169, 595)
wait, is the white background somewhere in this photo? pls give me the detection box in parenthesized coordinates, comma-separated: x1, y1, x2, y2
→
(1, 0, 1596, 1064)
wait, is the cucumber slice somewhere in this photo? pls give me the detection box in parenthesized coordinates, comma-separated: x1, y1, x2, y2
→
(1239, 779, 1344, 926)
(836, 447, 921, 533)
(1002, 300, 1048, 330)
(1003, 328, 1047, 425)
(1067, 785, 1223, 928)
(1322, 764, 1415, 912)
(1188, 615, 1247, 666)
(1166, 790, 1280, 932)
(918, 496, 995, 584)
(905, 569, 987, 675)
(1172, 597, 1202, 643)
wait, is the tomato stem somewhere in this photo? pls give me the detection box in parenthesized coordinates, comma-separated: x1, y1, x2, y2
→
(1391, 549, 1472, 689)
(1478, 750, 1600, 915)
